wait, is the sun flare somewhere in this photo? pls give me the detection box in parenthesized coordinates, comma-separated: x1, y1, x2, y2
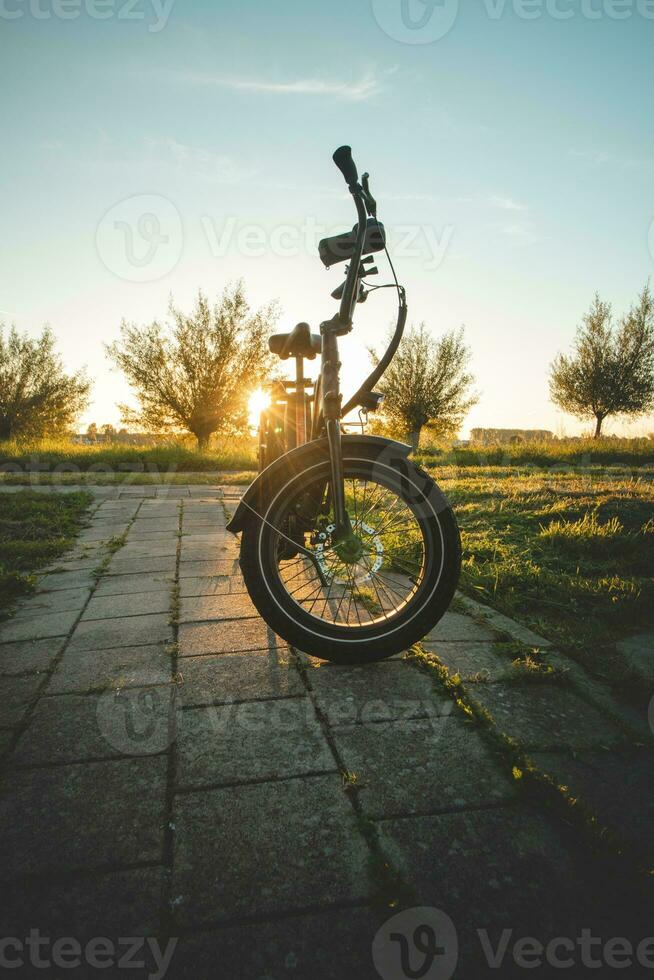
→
(248, 388, 271, 430)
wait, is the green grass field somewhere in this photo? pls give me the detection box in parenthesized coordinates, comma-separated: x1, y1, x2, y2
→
(0, 491, 92, 616)
(1, 435, 652, 479)
(0, 437, 258, 475)
(432, 463, 654, 704)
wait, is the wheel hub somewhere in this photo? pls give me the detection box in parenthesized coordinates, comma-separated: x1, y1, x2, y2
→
(314, 522, 384, 584)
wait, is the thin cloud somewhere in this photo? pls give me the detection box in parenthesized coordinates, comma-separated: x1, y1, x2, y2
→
(173, 70, 381, 102)
(569, 148, 645, 171)
(488, 194, 527, 212)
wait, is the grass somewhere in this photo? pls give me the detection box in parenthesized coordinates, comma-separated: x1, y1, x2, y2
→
(2, 435, 653, 483)
(416, 435, 654, 467)
(0, 470, 257, 486)
(0, 437, 258, 475)
(429, 463, 654, 703)
(0, 490, 93, 616)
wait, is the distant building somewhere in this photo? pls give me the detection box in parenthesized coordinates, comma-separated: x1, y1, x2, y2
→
(470, 428, 555, 445)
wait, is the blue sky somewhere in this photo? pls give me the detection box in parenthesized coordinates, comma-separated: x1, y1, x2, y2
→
(1, 0, 653, 435)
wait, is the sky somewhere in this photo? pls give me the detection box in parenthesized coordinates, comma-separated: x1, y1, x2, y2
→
(1, 0, 653, 437)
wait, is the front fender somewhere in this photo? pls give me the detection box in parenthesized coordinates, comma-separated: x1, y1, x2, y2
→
(226, 435, 411, 534)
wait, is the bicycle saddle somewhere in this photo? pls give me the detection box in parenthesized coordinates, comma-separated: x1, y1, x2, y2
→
(268, 322, 322, 360)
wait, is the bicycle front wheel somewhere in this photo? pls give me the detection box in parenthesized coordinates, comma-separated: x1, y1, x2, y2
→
(239, 451, 461, 663)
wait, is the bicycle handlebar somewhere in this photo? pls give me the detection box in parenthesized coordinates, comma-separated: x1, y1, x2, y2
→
(332, 145, 358, 187)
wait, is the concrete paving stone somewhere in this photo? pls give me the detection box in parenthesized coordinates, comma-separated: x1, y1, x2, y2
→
(177, 648, 302, 706)
(128, 517, 179, 532)
(423, 611, 497, 643)
(172, 907, 387, 980)
(178, 559, 239, 578)
(42, 555, 101, 573)
(78, 523, 129, 542)
(179, 619, 285, 656)
(127, 527, 178, 545)
(532, 749, 654, 866)
(421, 640, 513, 681)
(0, 756, 168, 876)
(182, 531, 229, 542)
(124, 531, 177, 545)
(82, 590, 172, 622)
(179, 592, 257, 623)
(12, 587, 91, 618)
(1, 867, 165, 944)
(95, 572, 174, 597)
(0, 730, 15, 758)
(176, 698, 335, 788)
(0, 674, 44, 727)
(119, 487, 157, 497)
(184, 517, 227, 528)
(67, 613, 173, 653)
(47, 644, 172, 694)
(0, 636, 65, 675)
(333, 716, 516, 819)
(171, 774, 369, 926)
(180, 544, 240, 563)
(466, 683, 627, 751)
(118, 541, 178, 559)
(0, 609, 79, 643)
(105, 554, 177, 576)
(10, 687, 175, 766)
(155, 487, 190, 497)
(307, 660, 452, 727)
(178, 575, 232, 597)
(457, 593, 553, 648)
(187, 487, 224, 497)
(378, 806, 601, 971)
(616, 630, 654, 682)
(37, 569, 97, 593)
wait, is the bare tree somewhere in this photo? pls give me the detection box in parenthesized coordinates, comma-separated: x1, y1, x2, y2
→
(371, 323, 477, 450)
(550, 285, 654, 438)
(106, 284, 278, 450)
(0, 325, 90, 440)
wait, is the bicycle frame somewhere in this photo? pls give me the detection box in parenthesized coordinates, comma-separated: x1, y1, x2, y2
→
(256, 146, 409, 543)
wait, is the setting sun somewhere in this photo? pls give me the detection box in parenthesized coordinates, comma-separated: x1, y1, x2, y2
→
(248, 388, 271, 430)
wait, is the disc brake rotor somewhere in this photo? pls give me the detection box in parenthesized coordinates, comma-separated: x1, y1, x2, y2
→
(315, 522, 383, 585)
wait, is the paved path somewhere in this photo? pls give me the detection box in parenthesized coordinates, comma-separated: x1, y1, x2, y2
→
(0, 487, 652, 978)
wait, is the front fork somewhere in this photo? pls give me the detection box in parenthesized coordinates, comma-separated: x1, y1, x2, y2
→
(321, 324, 351, 541)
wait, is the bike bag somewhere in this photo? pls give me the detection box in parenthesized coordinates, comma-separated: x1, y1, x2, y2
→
(318, 218, 385, 268)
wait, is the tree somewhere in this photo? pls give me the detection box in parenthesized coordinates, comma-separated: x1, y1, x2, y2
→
(549, 285, 654, 438)
(106, 284, 278, 450)
(86, 423, 98, 442)
(0, 325, 90, 441)
(371, 323, 477, 450)
(101, 423, 116, 442)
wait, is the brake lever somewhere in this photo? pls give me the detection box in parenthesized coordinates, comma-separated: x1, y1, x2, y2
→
(361, 173, 377, 218)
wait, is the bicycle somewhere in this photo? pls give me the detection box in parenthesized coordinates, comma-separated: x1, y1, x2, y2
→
(227, 146, 461, 664)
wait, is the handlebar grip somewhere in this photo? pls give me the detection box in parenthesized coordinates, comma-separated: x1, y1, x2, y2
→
(332, 145, 358, 186)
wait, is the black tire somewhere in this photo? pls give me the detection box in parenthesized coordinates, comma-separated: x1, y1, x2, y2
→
(239, 444, 461, 664)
